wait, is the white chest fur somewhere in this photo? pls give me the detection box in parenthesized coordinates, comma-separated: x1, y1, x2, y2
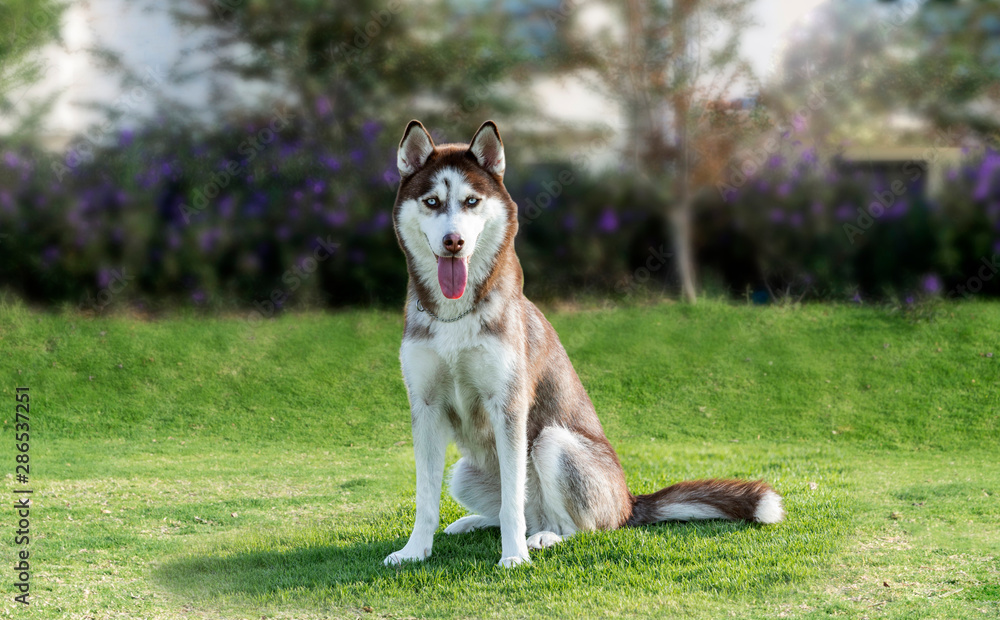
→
(401, 303, 519, 468)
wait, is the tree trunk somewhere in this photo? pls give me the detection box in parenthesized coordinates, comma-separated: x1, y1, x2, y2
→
(672, 2, 697, 304)
(670, 197, 697, 303)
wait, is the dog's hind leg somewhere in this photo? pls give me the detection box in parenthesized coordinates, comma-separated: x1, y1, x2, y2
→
(444, 457, 501, 534)
(528, 426, 632, 548)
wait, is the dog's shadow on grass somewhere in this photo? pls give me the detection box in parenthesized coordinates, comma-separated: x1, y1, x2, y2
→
(155, 528, 513, 600)
(154, 516, 769, 601)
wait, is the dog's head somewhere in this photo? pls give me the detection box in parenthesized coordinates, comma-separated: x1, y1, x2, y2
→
(392, 120, 517, 302)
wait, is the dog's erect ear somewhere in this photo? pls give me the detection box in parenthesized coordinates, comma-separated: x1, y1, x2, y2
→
(468, 121, 505, 178)
(397, 120, 435, 177)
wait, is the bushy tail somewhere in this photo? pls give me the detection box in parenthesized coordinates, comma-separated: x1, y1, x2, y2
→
(626, 479, 784, 526)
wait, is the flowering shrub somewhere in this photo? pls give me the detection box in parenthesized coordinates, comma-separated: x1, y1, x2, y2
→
(698, 148, 1000, 302)
(0, 117, 667, 311)
(1, 111, 998, 310)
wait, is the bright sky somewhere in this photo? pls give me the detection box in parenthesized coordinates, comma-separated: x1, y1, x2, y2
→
(745, 0, 830, 83)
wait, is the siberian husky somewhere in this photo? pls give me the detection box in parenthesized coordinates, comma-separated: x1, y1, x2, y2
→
(385, 120, 784, 568)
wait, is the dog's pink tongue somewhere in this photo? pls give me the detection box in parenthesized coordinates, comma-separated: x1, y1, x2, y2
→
(437, 256, 468, 299)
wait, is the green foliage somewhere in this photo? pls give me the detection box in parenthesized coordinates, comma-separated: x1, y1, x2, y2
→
(0, 0, 64, 134)
(769, 0, 1000, 147)
(164, 0, 575, 140)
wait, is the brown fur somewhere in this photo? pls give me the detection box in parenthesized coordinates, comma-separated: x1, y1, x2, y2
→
(627, 479, 778, 526)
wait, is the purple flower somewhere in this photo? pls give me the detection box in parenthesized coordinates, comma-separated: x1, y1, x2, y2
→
(789, 213, 803, 228)
(836, 205, 854, 221)
(770, 209, 785, 223)
(323, 210, 347, 228)
(219, 196, 235, 218)
(362, 120, 381, 141)
(922, 275, 941, 294)
(597, 208, 619, 233)
(42, 246, 60, 265)
(325, 210, 348, 227)
(294, 191, 304, 201)
(199, 228, 221, 252)
(322, 156, 341, 171)
(372, 211, 390, 229)
(905, 296, 914, 305)
(767, 155, 784, 169)
(791, 115, 807, 133)
(777, 183, 791, 197)
(315, 96, 332, 118)
(312, 181, 325, 194)
(3, 152, 20, 168)
(191, 290, 207, 304)
(886, 199, 908, 220)
(563, 214, 577, 230)
(350, 150, 365, 164)
(118, 130, 134, 148)
(974, 152, 1000, 201)
(811, 201, 824, 215)
(852, 292, 862, 304)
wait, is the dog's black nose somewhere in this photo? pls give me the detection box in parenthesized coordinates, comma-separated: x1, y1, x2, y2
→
(443, 234, 464, 254)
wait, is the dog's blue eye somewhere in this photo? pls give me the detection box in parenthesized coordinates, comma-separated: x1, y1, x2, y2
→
(466, 197, 479, 206)
(424, 197, 438, 207)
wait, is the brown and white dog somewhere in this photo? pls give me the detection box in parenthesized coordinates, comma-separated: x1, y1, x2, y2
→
(385, 120, 784, 568)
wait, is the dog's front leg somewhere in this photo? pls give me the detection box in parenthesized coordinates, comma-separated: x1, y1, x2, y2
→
(384, 399, 449, 566)
(491, 393, 531, 567)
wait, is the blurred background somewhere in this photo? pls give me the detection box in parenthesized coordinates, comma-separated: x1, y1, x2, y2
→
(1, 0, 999, 314)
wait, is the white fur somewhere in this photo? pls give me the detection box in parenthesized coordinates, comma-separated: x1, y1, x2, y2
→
(653, 502, 728, 521)
(469, 125, 505, 176)
(526, 531, 564, 549)
(753, 489, 785, 524)
(444, 514, 499, 534)
(530, 426, 584, 535)
(397, 124, 434, 176)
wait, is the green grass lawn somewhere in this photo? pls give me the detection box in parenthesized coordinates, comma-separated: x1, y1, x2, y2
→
(0, 299, 997, 619)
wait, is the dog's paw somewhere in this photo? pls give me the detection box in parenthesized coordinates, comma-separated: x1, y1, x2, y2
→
(497, 554, 531, 568)
(444, 515, 498, 535)
(383, 549, 429, 566)
(526, 531, 563, 549)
